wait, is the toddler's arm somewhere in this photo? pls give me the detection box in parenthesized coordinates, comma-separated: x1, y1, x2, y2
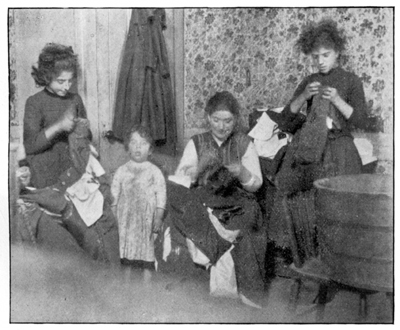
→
(110, 168, 122, 217)
(152, 207, 165, 233)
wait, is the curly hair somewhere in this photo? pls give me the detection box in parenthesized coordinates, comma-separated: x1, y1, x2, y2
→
(296, 18, 347, 55)
(124, 124, 154, 152)
(31, 43, 79, 87)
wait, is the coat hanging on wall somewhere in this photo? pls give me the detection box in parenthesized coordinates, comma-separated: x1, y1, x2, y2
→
(112, 8, 177, 155)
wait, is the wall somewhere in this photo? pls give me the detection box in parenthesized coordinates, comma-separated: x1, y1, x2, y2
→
(9, 8, 393, 174)
(183, 8, 393, 172)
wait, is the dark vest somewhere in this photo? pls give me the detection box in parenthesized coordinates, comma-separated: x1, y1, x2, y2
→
(192, 131, 250, 187)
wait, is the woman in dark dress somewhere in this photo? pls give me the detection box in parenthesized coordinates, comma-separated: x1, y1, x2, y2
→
(276, 18, 367, 194)
(271, 19, 368, 266)
(19, 43, 119, 265)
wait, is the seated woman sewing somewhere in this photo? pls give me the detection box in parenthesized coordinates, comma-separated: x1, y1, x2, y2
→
(167, 91, 268, 307)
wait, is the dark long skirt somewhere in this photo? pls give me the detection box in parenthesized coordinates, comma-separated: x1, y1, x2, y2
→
(269, 132, 363, 252)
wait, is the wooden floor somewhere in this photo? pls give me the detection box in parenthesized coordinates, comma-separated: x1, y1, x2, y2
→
(10, 243, 394, 324)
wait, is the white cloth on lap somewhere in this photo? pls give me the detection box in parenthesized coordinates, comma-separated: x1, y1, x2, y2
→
(353, 137, 377, 165)
(66, 154, 105, 227)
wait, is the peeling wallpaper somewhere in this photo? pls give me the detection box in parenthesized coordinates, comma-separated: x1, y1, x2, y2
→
(183, 7, 393, 134)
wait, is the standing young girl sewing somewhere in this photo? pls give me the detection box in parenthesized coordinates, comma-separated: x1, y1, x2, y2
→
(275, 18, 368, 195)
(111, 125, 166, 282)
(270, 19, 369, 266)
(24, 43, 85, 189)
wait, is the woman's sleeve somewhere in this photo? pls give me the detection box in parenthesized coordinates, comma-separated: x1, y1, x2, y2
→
(110, 167, 122, 207)
(277, 77, 310, 134)
(174, 139, 198, 179)
(346, 75, 368, 129)
(23, 97, 53, 155)
(241, 141, 263, 192)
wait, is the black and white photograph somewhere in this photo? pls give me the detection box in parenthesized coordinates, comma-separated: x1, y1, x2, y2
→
(3, 2, 395, 325)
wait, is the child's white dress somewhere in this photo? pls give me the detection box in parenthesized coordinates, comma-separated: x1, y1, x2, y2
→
(111, 160, 166, 262)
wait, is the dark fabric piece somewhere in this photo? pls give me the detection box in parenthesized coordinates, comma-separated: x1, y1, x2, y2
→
(112, 8, 176, 155)
(51, 195, 119, 265)
(254, 177, 277, 224)
(166, 179, 268, 298)
(259, 146, 288, 183)
(274, 94, 331, 195)
(294, 93, 330, 165)
(19, 187, 69, 215)
(275, 133, 322, 196)
(86, 201, 120, 265)
(35, 213, 88, 257)
(266, 110, 306, 135)
(17, 189, 120, 265)
(214, 205, 243, 225)
(199, 183, 268, 296)
(231, 229, 268, 294)
(23, 89, 86, 189)
(280, 67, 368, 134)
(167, 181, 232, 264)
(15, 199, 89, 258)
(68, 119, 91, 175)
(198, 166, 239, 198)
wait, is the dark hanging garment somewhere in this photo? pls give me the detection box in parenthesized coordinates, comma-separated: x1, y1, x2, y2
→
(112, 9, 177, 155)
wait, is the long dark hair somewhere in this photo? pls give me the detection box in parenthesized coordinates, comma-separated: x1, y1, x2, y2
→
(31, 43, 79, 87)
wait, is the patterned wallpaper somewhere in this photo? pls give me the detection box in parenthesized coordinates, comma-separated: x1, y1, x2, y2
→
(183, 7, 393, 134)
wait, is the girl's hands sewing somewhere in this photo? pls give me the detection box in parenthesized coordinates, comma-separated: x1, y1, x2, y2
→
(58, 103, 78, 133)
(302, 81, 321, 100)
(320, 85, 353, 119)
(321, 86, 339, 103)
(45, 104, 77, 140)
